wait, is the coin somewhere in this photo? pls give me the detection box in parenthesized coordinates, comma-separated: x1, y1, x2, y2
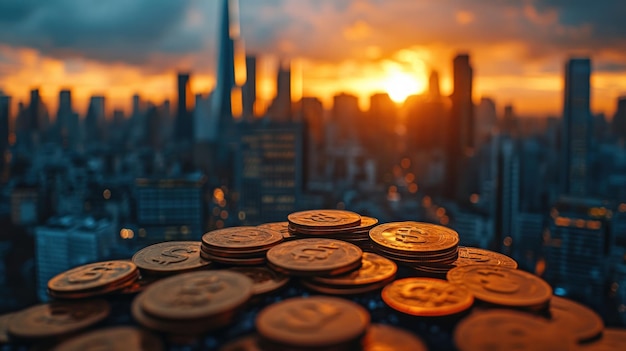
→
(454, 309, 574, 351)
(447, 265, 552, 308)
(202, 227, 283, 250)
(311, 252, 396, 286)
(454, 247, 518, 269)
(51, 326, 164, 351)
(132, 241, 210, 274)
(578, 328, 626, 350)
(0, 313, 14, 343)
(369, 222, 459, 253)
(548, 296, 604, 343)
(300, 279, 392, 296)
(266, 238, 363, 276)
(8, 300, 110, 339)
(288, 210, 361, 229)
(255, 296, 370, 349)
(140, 271, 253, 320)
(382, 278, 474, 317)
(362, 324, 428, 351)
(48, 268, 140, 299)
(48, 260, 138, 293)
(199, 250, 266, 266)
(227, 267, 289, 295)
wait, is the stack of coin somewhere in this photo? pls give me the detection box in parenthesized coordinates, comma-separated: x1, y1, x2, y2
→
(201, 226, 284, 265)
(266, 238, 363, 276)
(301, 252, 397, 295)
(255, 296, 370, 350)
(447, 265, 552, 311)
(369, 222, 459, 273)
(48, 260, 140, 299)
(287, 210, 378, 249)
(132, 271, 253, 335)
(132, 241, 211, 276)
(7, 300, 110, 342)
(51, 326, 164, 351)
(382, 277, 474, 317)
(454, 309, 575, 351)
(411, 246, 519, 277)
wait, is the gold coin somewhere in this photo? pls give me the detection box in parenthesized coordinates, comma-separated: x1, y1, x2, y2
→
(578, 328, 626, 350)
(202, 227, 283, 250)
(362, 324, 428, 351)
(288, 210, 361, 229)
(447, 265, 552, 308)
(132, 241, 210, 274)
(369, 222, 459, 253)
(227, 267, 289, 295)
(301, 279, 392, 296)
(51, 326, 164, 351)
(0, 313, 15, 343)
(548, 296, 604, 343)
(255, 296, 370, 348)
(454, 247, 518, 269)
(266, 238, 363, 276)
(454, 309, 574, 351)
(199, 250, 266, 266)
(48, 260, 137, 293)
(8, 300, 110, 339)
(140, 271, 253, 320)
(382, 277, 474, 317)
(311, 252, 396, 286)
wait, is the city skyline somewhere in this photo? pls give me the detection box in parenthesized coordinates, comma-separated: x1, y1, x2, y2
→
(0, 1, 625, 117)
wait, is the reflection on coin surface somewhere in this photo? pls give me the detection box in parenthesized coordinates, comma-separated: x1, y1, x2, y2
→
(48, 260, 137, 292)
(369, 222, 459, 253)
(132, 241, 210, 274)
(362, 324, 428, 351)
(51, 326, 164, 351)
(266, 238, 363, 276)
(549, 296, 604, 343)
(141, 271, 253, 320)
(202, 227, 283, 250)
(227, 267, 289, 295)
(8, 300, 110, 339)
(288, 210, 361, 229)
(578, 328, 626, 350)
(454, 310, 573, 351)
(447, 265, 552, 307)
(255, 296, 369, 348)
(311, 252, 396, 286)
(454, 247, 518, 269)
(382, 278, 474, 317)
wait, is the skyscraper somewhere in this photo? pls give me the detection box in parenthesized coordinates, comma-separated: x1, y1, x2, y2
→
(268, 61, 292, 122)
(175, 73, 194, 141)
(561, 58, 591, 196)
(612, 96, 626, 142)
(446, 54, 474, 202)
(56, 89, 79, 148)
(0, 93, 9, 171)
(85, 95, 105, 143)
(242, 55, 257, 121)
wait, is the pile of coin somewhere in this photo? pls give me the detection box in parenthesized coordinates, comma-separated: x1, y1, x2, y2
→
(301, 252, 397, 295)
(408, 246, 519, 277)
(287, 210, 378, 250)
(201, 226, 284, 265)
(131, 271, 253, 335)
(47, 260, 140, 299)
(369, 222, 459, 274)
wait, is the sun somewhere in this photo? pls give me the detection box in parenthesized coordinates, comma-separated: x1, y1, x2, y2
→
(383, 71, 424, 103)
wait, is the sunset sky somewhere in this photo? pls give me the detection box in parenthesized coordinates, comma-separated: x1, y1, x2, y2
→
(0, 0, 625, 118)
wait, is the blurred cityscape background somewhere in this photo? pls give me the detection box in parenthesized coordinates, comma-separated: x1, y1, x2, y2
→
(0, 0, 626, 327)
